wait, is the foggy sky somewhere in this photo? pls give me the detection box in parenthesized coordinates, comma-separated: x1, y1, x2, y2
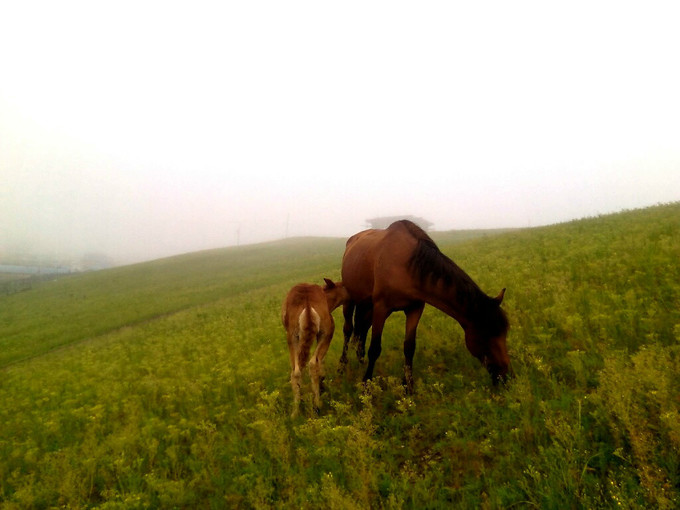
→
(2, 2, 679, 264)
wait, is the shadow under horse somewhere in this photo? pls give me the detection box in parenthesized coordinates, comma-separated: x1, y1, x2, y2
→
(340, 220, 509, 390)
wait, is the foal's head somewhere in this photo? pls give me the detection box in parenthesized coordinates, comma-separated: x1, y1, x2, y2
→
(464, 289, 510, 385)
(323, 278, 350, 312)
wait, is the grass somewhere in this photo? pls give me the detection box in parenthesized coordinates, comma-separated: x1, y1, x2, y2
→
(1, 203, 679, 508)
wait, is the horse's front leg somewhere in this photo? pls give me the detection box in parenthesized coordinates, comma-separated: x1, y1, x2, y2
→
(363, 302, 390, 382)
(403, 302, 425, 394)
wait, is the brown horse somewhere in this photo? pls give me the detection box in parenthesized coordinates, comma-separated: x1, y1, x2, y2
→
(341, 220, 509, 390)
(282, 278, 349, 416)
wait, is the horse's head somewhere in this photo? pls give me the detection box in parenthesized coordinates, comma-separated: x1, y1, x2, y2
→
(323, 278, 350, 312)
(464, 288, 510, 385)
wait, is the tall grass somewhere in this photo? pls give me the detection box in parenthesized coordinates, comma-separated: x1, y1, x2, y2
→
(1, 203, 678, 508)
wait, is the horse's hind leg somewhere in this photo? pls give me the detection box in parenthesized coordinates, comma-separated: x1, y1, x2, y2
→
(363, 302, 391, 382)
(338, 302, 355, 371)
(353, 302, 372, 363)
(403, 303, 424, 394)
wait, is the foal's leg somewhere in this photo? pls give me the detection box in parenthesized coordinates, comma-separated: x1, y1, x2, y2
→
(288, 331, 302, 417)
(363, 302, 391, 382)
(338, 302, 355, 370)
(310, 326, 334, 413)
(403, 303, 425, 394)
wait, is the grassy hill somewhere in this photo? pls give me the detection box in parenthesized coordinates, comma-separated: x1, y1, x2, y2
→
(1, 203, 679, 508)
(0, 237, 349, 368)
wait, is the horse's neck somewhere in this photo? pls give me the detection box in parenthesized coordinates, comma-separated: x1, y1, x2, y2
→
(419, 278, 479, 329)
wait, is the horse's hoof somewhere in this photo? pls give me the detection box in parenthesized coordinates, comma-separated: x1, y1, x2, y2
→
(403, 370, 414, 394)
(403, 381, 414, 395)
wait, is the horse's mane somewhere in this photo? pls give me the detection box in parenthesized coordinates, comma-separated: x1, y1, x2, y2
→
(394, 220, 508, 336)
(393, 220, 474, 289)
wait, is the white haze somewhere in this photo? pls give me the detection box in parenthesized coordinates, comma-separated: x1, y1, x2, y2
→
(2, 1, 679, 264)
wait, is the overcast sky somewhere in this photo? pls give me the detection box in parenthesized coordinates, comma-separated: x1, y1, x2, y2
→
(2, 1, 679, 264)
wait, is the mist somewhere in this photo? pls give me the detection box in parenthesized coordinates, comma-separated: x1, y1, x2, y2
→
(2, 2, 679, 266)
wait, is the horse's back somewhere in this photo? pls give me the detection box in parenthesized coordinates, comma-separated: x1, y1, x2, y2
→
(341, 223, 418, 302)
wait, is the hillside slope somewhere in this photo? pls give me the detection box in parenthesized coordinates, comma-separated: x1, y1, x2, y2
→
(0, 237, 346, 368)
(1, 203, 678, 508)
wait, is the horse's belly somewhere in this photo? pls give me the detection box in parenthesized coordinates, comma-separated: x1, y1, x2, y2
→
(341, 248, 377, 302)
(341, 261, 373, 302)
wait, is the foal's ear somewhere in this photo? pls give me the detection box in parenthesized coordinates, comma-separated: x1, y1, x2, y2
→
(494, 288, 506, 305)
(323, 278, 336, 289)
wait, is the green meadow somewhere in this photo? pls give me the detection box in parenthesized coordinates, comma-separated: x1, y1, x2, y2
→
(1, 203, 679, 509)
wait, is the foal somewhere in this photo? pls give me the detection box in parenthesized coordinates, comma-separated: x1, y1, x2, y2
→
(282, 278, 349, 416)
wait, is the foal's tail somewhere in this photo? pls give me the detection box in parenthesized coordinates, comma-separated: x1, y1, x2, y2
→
(296, 305, 320, 375)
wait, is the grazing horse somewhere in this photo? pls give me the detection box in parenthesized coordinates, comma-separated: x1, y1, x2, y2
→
(281, 278, 349, 416)
(341, 220, 509, 390)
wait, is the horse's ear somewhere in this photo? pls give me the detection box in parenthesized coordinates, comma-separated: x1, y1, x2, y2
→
(323, 278, 336, 289)
(494, 288, 506, 305)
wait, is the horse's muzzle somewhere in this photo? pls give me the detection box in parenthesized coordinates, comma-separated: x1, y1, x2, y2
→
(487, 364, 511, 386)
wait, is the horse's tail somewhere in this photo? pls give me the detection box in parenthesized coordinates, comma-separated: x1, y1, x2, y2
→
(296, 305, 320, 376)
